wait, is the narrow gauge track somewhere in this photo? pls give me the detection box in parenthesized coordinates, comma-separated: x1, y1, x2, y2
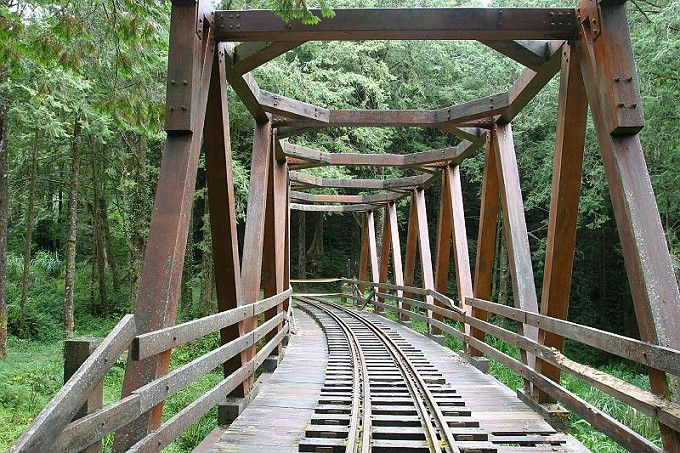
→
(296, 295, 480, 453)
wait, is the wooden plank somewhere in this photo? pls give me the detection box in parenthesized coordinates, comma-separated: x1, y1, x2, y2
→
(577, 1, 643, 134)
(402, 193, 419, 321)
(414, 187, 436, 322)
(214, 8, 578, 42)
(467, 297, 680, 378)
(435, 92, 509, 126)
(282, 142, 466, 167)
(289, 172, 429, 190)
(233, 41, 305, 74)
(480, 40, 555, 71)
(463, 316, 680, 442)
(471, 133, 498, 351)
(258, 90, 330, 123)
(164, 1, 201, 132)
(132, 290, 291, 360)
(116, 26, 215, 450)
(10, 315, 136, 453)
(576, 3, 680, 448)
(446, 165, 474, 325)
(204, 44, 244, 381)
(290, 203, 376, 212)
(289, 191, 401, 204)
(237, 119, 272, 396)
(493, 123, 539, 371)
(535, 43, 587, 403)
(433, 170, 453, 335)
(223, 44, 268, 122)
(500, 40, 564, 124)
(464, 335, 662, 453)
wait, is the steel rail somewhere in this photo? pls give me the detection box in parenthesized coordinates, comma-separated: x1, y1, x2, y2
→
(297, 296, 371, 452)
(298, 296, 460, 453)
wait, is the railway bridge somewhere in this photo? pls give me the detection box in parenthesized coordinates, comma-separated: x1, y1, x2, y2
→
(9, 1, 680, 452)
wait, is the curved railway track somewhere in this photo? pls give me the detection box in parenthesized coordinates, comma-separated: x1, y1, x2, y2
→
(296, 295, 474, 453)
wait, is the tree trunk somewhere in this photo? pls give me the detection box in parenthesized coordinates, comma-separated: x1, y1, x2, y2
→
(128, 132, 148, 307)
(0, 70, 9, 359)
(100, 158, 120, 293)
(298, 211, 306, 281)
(91, 145, 108, 316)
(64, 115, 81, 338)
(19, 131, 39, 336)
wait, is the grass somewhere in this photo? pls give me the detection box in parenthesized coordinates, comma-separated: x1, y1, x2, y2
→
(0, 325, 226, 452)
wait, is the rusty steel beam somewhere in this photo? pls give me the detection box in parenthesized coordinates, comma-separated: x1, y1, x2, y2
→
(480, 40, 559, 71)
(290, 203, 376, 212)
(289, 172, 430, 191)
(576, 2, 680, 448)
(493, 123, 540, 374)
(535, 43, 587, 404)
(215, 8, 578, 42)
(232, 41, 305, 74)
(115, 6, 215, 449)
(204, 44, 244, 383)
(289, 191, 401, 204)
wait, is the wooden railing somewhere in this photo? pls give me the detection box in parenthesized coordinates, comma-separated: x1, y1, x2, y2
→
(9, 287, 292, 453)
(345, 278, 680, 453)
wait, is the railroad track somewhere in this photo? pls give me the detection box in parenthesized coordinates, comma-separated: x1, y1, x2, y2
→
(295, 296, 496, 453)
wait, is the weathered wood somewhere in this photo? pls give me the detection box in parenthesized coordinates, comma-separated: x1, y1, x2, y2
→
(52, 315, 288, 453)
(290, 191, 401, 204)
(467, 297, 680, 378)
(233, 41, 305, 74)
(493, 123, 539, 371)
(164, 1, 201, 132)
(448, 165, 474, 320)
(238, 119, 272, 396)
(290, 172, 429, 191)
(500, 40, 564, 124)
(470, 133, 499, 352)
(433, 171, 453, 335)
(577, 1, 643, 134)
(215, 8, 578, 42)
(205, 44, 244, 382)
(116, 19, 215, 449)
(290, 203, 376, 212)
(462, 314, 680, 439)
(258, 90, 330, 123)
(223, 44, 267, 122)
(535, 43, 587, 403)
(132, 289, 291, 360)
(283, 141, 482, 172)
(577, 3, 680, 449)
(463, 335, 662, 453)
(480, 40, 556, 71)
(10, 315, 136, 453)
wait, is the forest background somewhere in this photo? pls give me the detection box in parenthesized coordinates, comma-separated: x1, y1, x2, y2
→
(0, 0, 678, 451)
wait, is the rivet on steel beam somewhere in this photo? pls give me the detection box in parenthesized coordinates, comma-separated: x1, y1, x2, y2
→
(618, 103, 625, 108)
(550, 12, 555, 16)
(230, 14, 234, 19)
(229, 25, 233, 29)
(614, 77, 621, 82)
(237, 24, 240, 28)
(171, 79, 176, 85)
(593, 28, 598, 34)
(497, 22, 502, 28)
(170, 106, 175, 111)
(183, 80, 188, 86)
(287, 24, 292, 29)
(631, 104, 637, 109)
(236, 14, 240, 18)
(181, 105, 187, 111)
(626, 77, 633, 82)
(550, 22, 556, 27)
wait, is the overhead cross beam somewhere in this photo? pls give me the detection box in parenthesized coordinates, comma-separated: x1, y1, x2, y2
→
(290, 172, 430, 191)
(215, 8, 577, 42)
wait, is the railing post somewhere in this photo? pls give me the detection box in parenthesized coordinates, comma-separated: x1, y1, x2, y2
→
(64, 338, 103, 453)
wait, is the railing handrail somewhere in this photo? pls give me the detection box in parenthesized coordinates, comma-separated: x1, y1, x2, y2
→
(10, 288, 293, 453)
(348, 278, 680, 452)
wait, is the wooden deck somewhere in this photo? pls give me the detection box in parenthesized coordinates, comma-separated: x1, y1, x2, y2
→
(195, 306, 587, 452)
